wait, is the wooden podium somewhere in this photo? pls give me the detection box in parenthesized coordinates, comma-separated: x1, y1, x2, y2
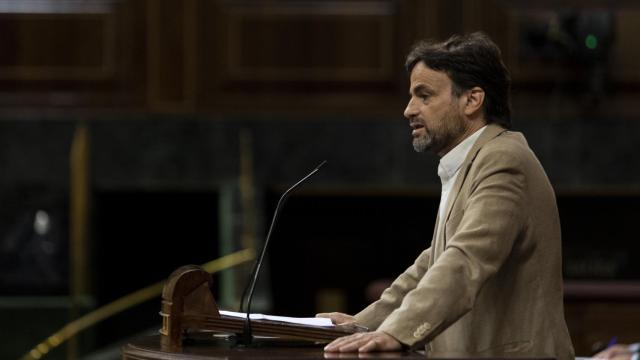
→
(122, 334, 430, 359)
(157, 265, 358, 351)
(121, 265, 555, 360)
(121, 265, 419, 359)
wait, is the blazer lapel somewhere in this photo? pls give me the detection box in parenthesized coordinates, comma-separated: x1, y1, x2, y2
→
(441, 124, 508, 225)
(430, 212, 440, 265)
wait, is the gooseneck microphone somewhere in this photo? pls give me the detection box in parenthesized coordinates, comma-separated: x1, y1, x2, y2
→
(237, 160, 327, 346)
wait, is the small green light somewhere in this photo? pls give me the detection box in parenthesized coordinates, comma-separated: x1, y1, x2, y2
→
(585, 34, 598, 50)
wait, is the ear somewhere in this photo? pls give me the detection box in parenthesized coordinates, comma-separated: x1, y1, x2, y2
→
(463, 87, 485, 116)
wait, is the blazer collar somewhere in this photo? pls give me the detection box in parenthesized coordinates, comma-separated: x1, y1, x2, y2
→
(440, 123, 508, 225)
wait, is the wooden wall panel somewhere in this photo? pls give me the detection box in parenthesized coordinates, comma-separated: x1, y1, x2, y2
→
(498, 3, 640, 120)
(503, 4, 640, 85)
(198, 0, 403, 114)
(612, 10, 640, 83)
(0, 0, 143, 108)
(0, 0, 640, 114)
(224, 4, 394, 82)
(146, 0, 198, 111)
(0, 14, 114, 81)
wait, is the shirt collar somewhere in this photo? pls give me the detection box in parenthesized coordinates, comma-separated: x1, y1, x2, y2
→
(438, 126, 487, 183)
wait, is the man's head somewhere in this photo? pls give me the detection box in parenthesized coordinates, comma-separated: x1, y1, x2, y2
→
(403, 32, 511, 156)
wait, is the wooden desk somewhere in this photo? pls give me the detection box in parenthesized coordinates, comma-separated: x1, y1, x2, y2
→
(122, 335, 427, 360)
(564, 281, 640, 355)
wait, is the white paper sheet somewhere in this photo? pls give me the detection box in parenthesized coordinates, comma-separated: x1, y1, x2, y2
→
(219, 310, 334, 327)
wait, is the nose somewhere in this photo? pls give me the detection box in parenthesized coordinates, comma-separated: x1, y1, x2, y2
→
(404, 97, 418, 119)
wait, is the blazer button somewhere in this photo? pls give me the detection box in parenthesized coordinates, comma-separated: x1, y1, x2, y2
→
(412, 322, 432, 338)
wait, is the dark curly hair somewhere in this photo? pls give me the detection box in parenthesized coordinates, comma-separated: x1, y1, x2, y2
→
(405, 32, 512, 129)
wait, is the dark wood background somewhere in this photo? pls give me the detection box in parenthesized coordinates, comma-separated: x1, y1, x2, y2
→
(0, 0, 638, 116)
(1, 1, 639, 359)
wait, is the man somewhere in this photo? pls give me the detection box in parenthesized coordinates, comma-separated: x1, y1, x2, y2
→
(318, 32, 575, 360)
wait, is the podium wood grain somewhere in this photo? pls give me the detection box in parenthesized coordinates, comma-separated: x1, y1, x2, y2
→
(123, 335, 427, 360)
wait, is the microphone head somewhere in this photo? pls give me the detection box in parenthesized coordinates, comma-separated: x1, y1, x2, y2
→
(315, 160, 328, 171)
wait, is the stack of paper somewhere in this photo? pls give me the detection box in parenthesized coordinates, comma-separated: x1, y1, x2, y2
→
(219, 310, 334, 327)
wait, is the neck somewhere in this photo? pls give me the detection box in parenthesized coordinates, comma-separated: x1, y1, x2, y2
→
(437, 120, 487, 158)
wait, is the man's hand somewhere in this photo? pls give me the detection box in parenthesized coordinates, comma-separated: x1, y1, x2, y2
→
(595, 344, 634, 360)
(316, 312, 356, 325)
(323, 331, 403, 353)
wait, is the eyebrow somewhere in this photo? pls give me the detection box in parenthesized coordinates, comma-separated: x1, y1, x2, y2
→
(410, 84, 434, 96)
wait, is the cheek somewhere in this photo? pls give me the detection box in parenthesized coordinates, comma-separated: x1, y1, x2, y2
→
(423, 106, 446, 126)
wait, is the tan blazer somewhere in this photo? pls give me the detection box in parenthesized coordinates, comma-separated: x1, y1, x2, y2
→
(355, 124, 574, 360)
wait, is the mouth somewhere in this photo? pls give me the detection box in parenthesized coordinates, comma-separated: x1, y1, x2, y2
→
(410, 121, 425, 137)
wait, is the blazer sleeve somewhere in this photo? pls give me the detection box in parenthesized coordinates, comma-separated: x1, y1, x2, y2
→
(377, 147, 527, 347)
(354, 247, 431, 330)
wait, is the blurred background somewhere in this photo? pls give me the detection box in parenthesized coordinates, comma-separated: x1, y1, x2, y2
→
(0, 0, 639, 359)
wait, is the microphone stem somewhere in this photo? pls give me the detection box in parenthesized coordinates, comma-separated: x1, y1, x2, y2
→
(239, 161, 326, 345)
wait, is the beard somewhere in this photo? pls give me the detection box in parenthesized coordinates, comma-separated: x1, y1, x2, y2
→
(412, 134, 430, 153)
(412, 106, 467, 155)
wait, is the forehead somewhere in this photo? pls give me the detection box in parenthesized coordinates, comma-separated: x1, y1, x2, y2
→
(408, 62, 453, 93)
